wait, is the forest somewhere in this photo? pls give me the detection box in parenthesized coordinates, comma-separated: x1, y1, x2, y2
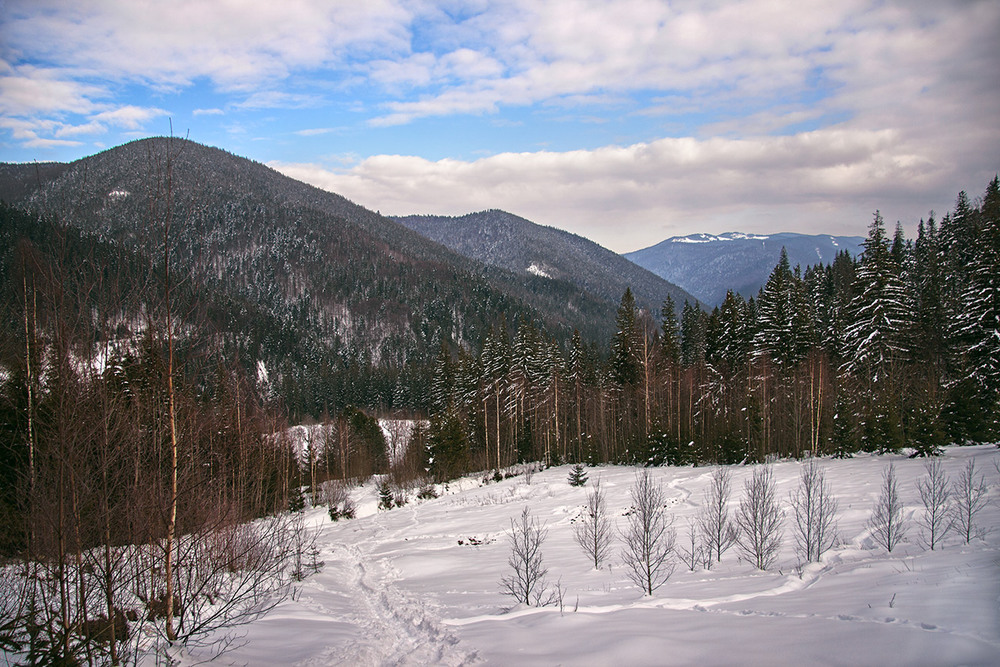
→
(422, 178, 1000, 480)
(0, 170, 997, 663)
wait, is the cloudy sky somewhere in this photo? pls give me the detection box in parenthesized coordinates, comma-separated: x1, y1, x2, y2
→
(2, 1, 998, 252)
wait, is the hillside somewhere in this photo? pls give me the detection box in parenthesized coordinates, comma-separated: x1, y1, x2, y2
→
(0, 139, 620, 417)
(395, 210, 696, 314)
(190, 446, 1000, 665)
(626, 232, 865, 306)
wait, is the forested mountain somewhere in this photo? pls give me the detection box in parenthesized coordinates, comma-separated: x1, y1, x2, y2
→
(0, 138, 619, 419)
(421, 179, 1000, 479)
(626, 232, 865, 306)
(395, 209, 695, 314)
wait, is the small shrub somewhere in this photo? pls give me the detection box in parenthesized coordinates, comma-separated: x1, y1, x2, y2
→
(416, 483, 439, 500)
(567, 463, 588, 487)
(378, 479, 394, 511)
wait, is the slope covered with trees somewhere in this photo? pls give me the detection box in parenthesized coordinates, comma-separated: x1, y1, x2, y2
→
(1, 138, 619, 420)
(395, 209, 696, 314)
(422, 179, 1000, 480)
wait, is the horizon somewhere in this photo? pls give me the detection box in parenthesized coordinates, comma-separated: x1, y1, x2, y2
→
(2, 1, 998, 253)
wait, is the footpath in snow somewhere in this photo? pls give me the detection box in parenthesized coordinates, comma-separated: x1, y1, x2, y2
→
(191, 445, 1000, 666)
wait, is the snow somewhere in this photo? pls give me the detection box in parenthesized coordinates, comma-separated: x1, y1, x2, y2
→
(184, 446, 1000, 666)
(526, 263, 551, 278)
(670, 232, 770, 243)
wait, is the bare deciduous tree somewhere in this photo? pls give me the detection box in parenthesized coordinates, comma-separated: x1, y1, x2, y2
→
(678, 519, 703, 572)
(869, 463, 906, 552)
(916, 458, 952, 550)
(500, 507, 554, 606)
(789, 459, 838, 563)
(736, 465, 784, 570)
(574, 480, 614, 569)
(621, 470, 676, 595)
(698, 466, 739, 567)
(952, 459, 989, 543)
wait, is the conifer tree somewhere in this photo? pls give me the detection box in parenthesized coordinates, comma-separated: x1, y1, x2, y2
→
(953, 176, 1000, 438)
(611, 288, 641, 386)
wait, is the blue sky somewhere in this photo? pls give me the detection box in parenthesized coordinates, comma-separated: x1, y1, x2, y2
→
(2, 0, 998, 252)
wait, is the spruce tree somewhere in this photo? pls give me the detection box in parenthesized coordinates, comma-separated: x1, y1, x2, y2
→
(611, 288, 641, 386)
(567, 463, 588, 487)
(953, 176, 1000, 438)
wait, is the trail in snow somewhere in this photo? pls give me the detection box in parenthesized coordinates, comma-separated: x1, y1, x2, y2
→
(314, 520, 479, 667)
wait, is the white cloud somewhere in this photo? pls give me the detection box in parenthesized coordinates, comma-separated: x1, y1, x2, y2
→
(92, 105, 169, 130)
(0, 64, 105, 117)
(2, 0, 412, 90)
(193, 108, 224, 116)
(271, 124, 987, 253)
(236, 91, 322, 110)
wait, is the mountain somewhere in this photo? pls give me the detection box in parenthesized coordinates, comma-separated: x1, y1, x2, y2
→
(394, 210, 696, 314)
(625, 232, 865, 306)
(0, 138, 620, 418)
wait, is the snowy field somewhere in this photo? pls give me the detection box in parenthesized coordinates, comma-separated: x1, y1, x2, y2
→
(187, 446, 1000, 666)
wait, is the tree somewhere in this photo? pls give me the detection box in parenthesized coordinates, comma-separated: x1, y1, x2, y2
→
(916, 459, 952, 550)
(952, 458, 989, 543)
(953, 176, 1000, 436)
(754, 248, 811, 367)
(378, 479, 394, 511)
(735, 465, 784, 570)
(610, 288, 641, 386)
(869, 463, 906, 552)
(698, 466, 739, 566)
(789, 460, 838, 562)
(621, 470, 676, 594)
(500, 507, 553, 606)
(567, 463, 588, 487)
(428, 409, 467, 482)
(573, 480, 614, 569)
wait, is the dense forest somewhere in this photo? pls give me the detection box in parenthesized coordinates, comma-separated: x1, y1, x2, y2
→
(422, 178, 1000, 480)
(0, 157, 996, 662)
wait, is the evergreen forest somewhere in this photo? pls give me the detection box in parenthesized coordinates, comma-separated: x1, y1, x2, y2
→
(423, 178, 1000, 480)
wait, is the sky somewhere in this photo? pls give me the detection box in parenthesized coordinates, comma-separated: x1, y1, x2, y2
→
(1, 1, 998, 253)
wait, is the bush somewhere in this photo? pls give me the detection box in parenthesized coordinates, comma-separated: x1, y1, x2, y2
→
(567, 463, 588, 487)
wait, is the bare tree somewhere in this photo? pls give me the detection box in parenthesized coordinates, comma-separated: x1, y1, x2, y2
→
(952, 458, 989, 543)
(916, 458, 953, 550)
(677, 519, 703, 572)
(500, 507, 553, 606)
(573, 479, 614, 569)
(698, 466, 739, 567)
(735, 465, 784, 570)
(869, 463, 906, 552)
(789, 459, 838, 563)
(620, 470, 676, 595)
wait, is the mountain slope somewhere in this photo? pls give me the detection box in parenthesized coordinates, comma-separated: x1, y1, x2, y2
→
(1, 138, 618, 417)
(395, 209, 696, 314)
(626, 232, 865, 306)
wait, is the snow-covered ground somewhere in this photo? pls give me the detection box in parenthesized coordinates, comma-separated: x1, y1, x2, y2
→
(187, 446, 1000, 666)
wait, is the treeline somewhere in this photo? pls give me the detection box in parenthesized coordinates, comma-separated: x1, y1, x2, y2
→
(0, 193, 310, 661)
(424, 178, 1000, 478)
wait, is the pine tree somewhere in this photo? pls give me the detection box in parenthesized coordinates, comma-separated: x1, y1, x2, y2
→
(660, 295, 681, 366)
(953, 176, 1000, 438)
(567, 463, 588, 487)
(611, 288, 641, 386)
(378, 479, 394, 511)
(754, 248, 811, 367)
(680, 301, 707, 367)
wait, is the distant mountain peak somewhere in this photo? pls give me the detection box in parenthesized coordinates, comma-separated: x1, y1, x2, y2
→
(627, 231, 864, 306)
(669, 232, 771, 243)
(394, 211, 696, 314)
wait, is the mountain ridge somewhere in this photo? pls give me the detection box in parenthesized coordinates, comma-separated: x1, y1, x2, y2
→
(626, 231, 865, 306)
(394, 209, 696, 314)
(0, 138, 621, 417)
